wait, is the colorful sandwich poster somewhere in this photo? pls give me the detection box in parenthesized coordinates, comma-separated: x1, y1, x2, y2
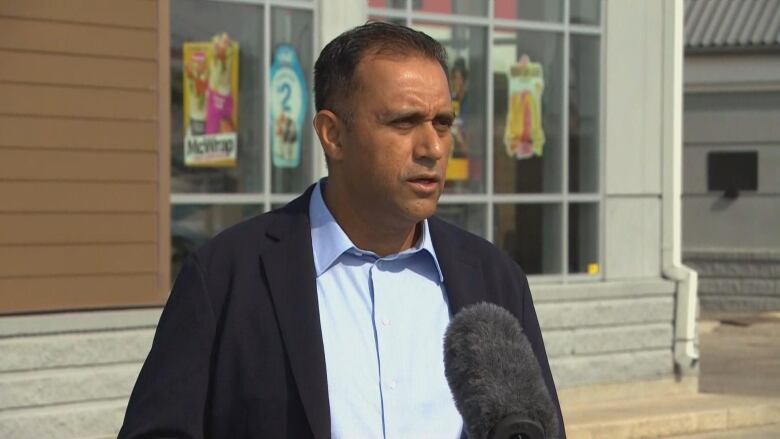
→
(504, 55, 545, 160)
(270, 44, 308, 169)
(183, 33, 239, 167)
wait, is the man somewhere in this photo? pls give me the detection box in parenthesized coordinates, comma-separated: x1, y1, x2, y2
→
(120, 22, 565, 439)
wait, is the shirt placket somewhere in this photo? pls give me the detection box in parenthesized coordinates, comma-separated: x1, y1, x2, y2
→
(371, 256, 403, 439)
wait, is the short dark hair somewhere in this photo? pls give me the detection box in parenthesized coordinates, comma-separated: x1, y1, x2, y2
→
(314, 21, 449, 124)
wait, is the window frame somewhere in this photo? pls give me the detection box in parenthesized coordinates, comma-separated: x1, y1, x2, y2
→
(369, 0, 606, 283)
(168, 0, 605, 284)
(169, 0, 320, 211)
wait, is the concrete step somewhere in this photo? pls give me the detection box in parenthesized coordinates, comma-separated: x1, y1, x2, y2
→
(673, 423, 780, 439)
(0, 363, 141, 410)
(563, 393, 780, 439)
(0, 398, 126, 439)
(0, 328, 153, 372)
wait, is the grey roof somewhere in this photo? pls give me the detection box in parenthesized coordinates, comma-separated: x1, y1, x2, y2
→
(685, 0, 780, 49)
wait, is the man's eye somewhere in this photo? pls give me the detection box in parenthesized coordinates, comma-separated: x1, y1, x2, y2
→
(391, 119, 415, 129)
(434, 118, 454, 131)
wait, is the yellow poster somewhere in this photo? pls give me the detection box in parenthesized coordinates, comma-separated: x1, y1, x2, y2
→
(446, 57, 470, 182)
(504, 55, 545, 160)
(183, 33, 239, 167)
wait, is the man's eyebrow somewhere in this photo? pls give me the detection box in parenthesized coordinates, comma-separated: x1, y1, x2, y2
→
(383, 110, 456, 122)
(436, 111, 456, 121)
(381, 111, 425, 123)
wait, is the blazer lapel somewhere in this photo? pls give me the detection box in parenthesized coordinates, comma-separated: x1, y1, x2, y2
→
(430, 218, 486, 439)
(429, 217, 487, 315)
(260, 188, 330, 439)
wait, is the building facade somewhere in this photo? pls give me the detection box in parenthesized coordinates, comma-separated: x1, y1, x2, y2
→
(0, 0, 695, 436)
(682, 0, 780, 313)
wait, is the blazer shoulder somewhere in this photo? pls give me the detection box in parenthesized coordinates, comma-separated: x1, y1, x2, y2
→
(194, 185, 314, 269)
(194, 211, 275, 268)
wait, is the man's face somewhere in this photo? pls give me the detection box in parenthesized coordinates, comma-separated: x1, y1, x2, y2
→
(336, 55, 453, 228)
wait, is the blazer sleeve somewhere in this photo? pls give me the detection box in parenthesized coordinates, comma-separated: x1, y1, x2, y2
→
(516, 265, 567, 439)
(118, 255, 216, 439)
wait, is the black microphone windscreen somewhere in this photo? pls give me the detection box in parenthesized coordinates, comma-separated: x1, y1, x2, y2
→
(444, 302, 560, 439)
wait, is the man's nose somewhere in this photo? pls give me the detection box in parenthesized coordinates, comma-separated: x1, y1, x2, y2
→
(413, 122, 448, 161)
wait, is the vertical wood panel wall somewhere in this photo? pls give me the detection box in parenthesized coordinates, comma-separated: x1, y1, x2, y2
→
(0, 0, 169, 313)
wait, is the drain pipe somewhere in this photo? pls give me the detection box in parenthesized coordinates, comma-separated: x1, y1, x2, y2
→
(661, 0, 699, 378)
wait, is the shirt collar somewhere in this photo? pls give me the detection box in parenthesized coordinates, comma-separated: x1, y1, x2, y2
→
(308, 179, 444, 282)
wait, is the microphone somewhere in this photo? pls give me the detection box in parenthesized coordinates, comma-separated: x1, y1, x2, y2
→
(444, 302, 560, 439)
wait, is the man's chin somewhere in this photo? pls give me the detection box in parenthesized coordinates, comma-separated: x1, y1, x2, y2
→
(402, 201, 439, 223)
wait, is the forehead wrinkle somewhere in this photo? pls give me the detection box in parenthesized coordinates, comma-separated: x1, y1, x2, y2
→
(354, 56, 451, 121)
(384, 84, 451, 112)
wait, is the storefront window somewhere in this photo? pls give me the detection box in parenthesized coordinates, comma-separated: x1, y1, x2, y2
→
(494, 0, 563, 22)
(569, 203, 599, 274)
(170, 0, 265, 194)
(569, 34, 600, 193)
(369, 0, 405, 9)
(495, 203, 562, 275)
(370, 0, 603, 279)
(493, 28, 563, 194)
(437, 204, 487, 238)
(170, 0, 316, 280)
(413, 0, 487, 16)
(169, 0, 602, 281)
(571, 0, 601, 25)
(270, 7, 315, 194)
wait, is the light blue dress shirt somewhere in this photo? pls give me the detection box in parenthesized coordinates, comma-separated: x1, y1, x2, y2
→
(309, 180, 463, 439)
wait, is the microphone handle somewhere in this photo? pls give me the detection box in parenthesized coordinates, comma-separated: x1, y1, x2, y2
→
(488, 414, 545, 439)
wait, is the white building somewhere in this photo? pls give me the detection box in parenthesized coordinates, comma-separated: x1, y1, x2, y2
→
(683, 0, 780, 313)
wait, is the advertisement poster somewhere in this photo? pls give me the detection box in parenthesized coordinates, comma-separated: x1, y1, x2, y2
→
(447, 57, 469, 182)
(270, 44, 308, 169)
(504, 55, 545, 160)
(183, 33, 239, 167)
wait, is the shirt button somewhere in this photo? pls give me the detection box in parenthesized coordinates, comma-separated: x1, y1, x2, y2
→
(388, 380, 397, 390)
(381, 317, 391, 326)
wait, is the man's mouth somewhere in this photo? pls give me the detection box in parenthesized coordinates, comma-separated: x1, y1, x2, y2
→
(407, 175, 441, 193)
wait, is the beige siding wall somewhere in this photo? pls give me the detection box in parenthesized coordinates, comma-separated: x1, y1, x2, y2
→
(0, 0, 168, 313)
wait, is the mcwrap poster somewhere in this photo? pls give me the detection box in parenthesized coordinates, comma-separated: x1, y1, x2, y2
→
(270, 44, 308, 169)
(504, 55, 545, 160)
(183, 33, 239, 167)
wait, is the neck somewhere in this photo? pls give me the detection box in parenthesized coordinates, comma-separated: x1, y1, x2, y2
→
(322, 180, 421, 257)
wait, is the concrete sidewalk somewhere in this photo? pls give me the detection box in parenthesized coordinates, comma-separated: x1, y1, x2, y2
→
(562, 312, 780, 438)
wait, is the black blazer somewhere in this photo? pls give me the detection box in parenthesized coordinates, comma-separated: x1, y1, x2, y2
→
(119, 185, 565, 438)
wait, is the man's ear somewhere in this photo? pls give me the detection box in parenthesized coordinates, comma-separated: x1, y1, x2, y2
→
(313, 110, 345, 162)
